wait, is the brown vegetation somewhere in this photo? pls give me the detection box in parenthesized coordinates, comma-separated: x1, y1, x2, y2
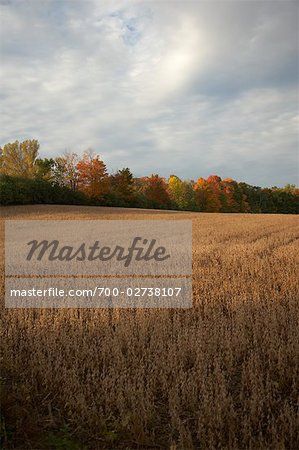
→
(1, 205, 298, 449)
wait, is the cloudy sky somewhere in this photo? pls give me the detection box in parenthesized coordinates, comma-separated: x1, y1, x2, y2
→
(0, 0, 298, 186)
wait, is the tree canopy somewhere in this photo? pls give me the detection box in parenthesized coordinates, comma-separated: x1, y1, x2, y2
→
(0, 139, 298, 213)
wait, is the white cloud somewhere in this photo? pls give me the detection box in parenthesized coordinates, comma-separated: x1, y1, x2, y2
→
(0, 0, 298, 186)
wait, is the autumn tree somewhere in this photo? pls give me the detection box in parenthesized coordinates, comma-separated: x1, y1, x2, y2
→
(194, 176, 221, 212)
(0, 140, 39, 178)
(53, 152, 79, 190)
(168, 175, 196, 210)
(77, 151, 109, 199)
(220, 178, 236, 212)
(138, 174, 171, 209)
(193, 178, 208, 211)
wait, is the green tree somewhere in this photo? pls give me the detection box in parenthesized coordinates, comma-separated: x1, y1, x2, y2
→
(109, 168, 135, 206)
(35, 158, 55, 181)
(194, 177, 221, 212)
(221, 178, 249, 212)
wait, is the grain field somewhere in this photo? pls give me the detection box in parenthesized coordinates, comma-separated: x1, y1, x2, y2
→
(0, 205, 298, 449)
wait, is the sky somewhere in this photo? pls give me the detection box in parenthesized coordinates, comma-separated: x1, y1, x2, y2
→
(0, 0, 298, 187)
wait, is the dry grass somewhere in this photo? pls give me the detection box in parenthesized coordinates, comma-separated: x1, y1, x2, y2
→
(1, 205, 298, 449)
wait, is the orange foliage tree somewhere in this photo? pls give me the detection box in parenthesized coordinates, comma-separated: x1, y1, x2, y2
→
(194, 176, 221, 212)
(77, 151, 109, 199)
(139, 174, 171, 209)
(54, 152, 79, 191)
(221, 178, 249, 212)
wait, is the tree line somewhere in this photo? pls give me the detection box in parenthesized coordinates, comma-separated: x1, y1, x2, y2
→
(0, 139, 298, 213)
